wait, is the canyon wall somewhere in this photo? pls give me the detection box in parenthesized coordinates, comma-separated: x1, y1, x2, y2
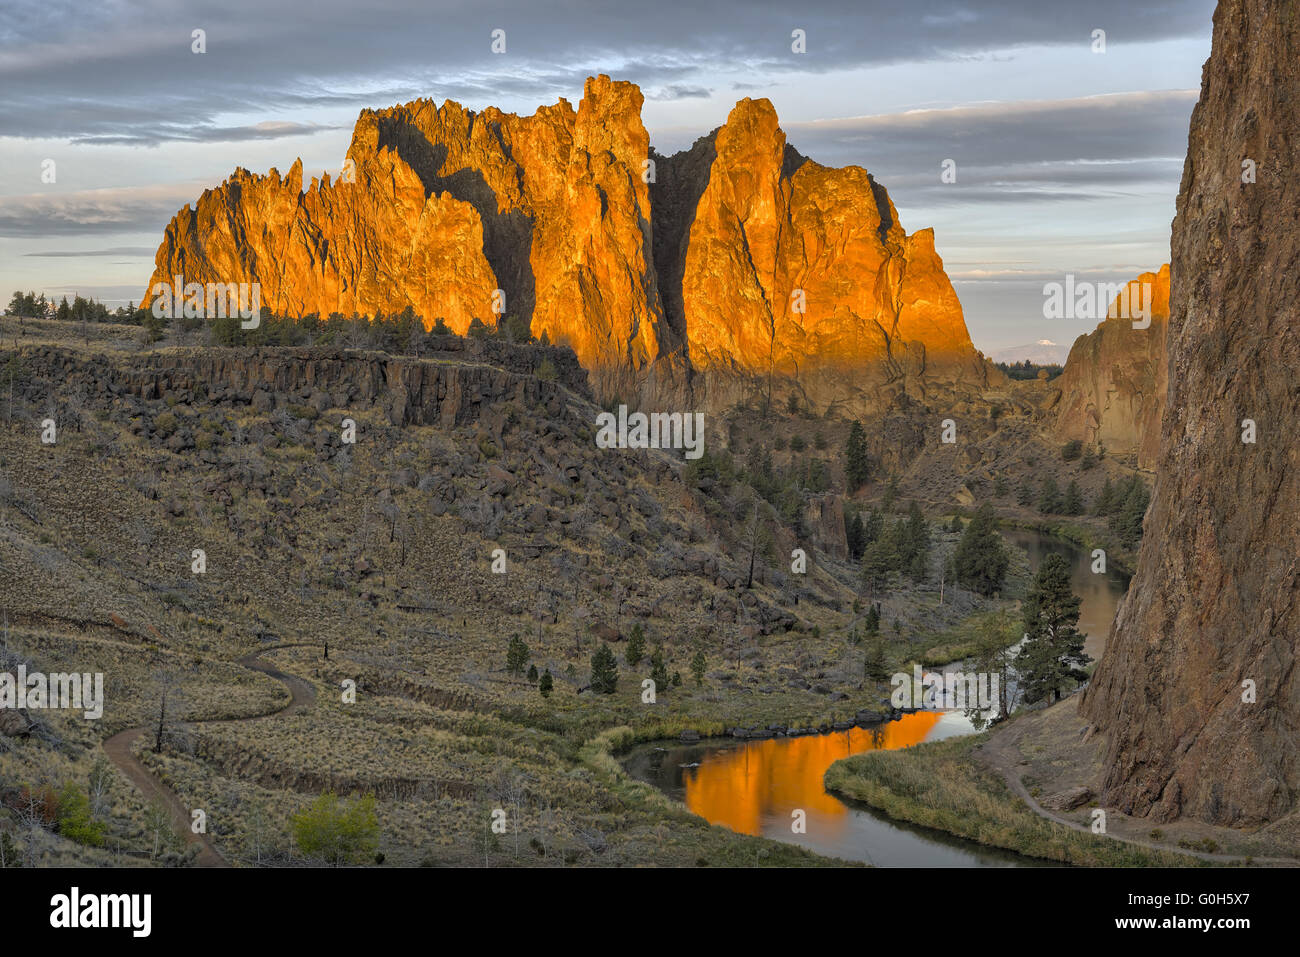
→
(1080, 0, 1300, 826)
(1052, 264, 1170, 469)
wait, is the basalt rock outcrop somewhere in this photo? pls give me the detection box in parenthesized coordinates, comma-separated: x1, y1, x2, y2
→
(1080, 0, 1300, 827)
(147, 76, 990, 412)
(15, 337, 588, 430)
(1052, 264, 1170, 468)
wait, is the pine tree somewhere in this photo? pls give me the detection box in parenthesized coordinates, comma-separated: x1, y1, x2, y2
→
(526, 664, 538, 684)
(538, 669, 553, 698)
(1018, 554, 1091, 704)
(952, 504, 1009, 597)
(844, 421, 871, 491)
(625, 624, 646, 667)
(590, 644, 618, 694)
(864, 602, 881, 635)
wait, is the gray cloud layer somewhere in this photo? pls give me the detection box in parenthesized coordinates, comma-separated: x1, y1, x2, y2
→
(785, 90, 1197, 206)
(1, 0, 1214, 144)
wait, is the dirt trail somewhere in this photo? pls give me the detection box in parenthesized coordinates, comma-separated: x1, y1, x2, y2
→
(101, 643, 320, 868)
(979, 699, 1300, 866)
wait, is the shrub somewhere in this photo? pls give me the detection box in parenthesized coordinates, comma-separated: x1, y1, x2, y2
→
(292, 792, 380, 866)
(56, 782, 105, 847)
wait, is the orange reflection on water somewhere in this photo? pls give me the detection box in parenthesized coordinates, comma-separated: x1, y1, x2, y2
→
(681, 712, 945, 837)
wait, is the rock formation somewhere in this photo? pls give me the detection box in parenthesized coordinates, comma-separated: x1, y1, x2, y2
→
(147, 76, 990, 411)
(661, 97, 991, 412)
(1052, 264, 1170, 468)
(1080, 0, 1300, 826)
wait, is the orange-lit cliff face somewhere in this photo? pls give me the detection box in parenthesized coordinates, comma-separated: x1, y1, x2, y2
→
(146, 75, 987, 408)
(1053, 264, 1171, 469)
(683, 714, 943, 837)
(681, 98, 977, 379)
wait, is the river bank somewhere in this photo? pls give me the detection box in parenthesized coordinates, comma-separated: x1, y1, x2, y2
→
(825, 697, 1300, 865)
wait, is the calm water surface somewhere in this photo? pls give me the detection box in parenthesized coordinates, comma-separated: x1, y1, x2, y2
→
(625, 530, 1132, 866)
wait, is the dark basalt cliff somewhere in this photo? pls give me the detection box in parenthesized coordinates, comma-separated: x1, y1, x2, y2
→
(1080, 0, 1300, 825)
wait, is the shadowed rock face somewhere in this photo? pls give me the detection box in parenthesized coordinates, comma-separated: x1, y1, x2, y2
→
(1080, 0, 1300, 827)
(1053, 264, 1170, 469)
(146, 76, 987, 410)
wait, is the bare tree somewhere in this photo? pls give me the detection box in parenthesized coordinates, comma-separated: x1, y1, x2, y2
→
(151, 669, 192, 754)
(87, 756, 113, 820)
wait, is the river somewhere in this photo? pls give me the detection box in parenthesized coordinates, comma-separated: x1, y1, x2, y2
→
(624, 528, 1132, 866)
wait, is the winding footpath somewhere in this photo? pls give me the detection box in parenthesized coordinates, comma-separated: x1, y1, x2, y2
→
(101, 643, 319, 868)
(978, 710, 1300, 867)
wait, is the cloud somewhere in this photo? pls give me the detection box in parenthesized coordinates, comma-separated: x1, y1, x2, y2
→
(647, 85, 712, 101)
(69, 120, 344, 148)
(0, 184, 202, 237)
(0, 0, 1215, 142)
(23, 246, 157, 257)
(782, 90, 1197, 207)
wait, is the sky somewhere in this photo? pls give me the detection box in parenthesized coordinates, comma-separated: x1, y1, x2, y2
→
(0, 0, 1216, 354)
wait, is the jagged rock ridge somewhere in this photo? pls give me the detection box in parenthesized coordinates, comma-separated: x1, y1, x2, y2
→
(1080, 0, 1300, 826)
(146, 76, 989, 410)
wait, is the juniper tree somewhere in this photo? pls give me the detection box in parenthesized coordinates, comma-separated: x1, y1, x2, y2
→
(1095, 477, 1116, 515)
(590, 644, 618, 694)
(505, 634, 529, 677)
(1062, 479, 1084, 516)
(625, 623, 646, 667)
(649, 648, 669, 691)
(1037, 476, 1061, 514)
(690, 649, 707, 687)
(863, 639, 890, 683)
